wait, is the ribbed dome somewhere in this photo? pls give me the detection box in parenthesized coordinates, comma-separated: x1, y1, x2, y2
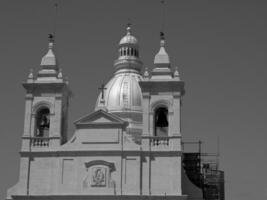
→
(95, 25, 143, 131)
(119, 26, 138, 46)
(119, 35, 138, 45)
(95, 71, 143, 123)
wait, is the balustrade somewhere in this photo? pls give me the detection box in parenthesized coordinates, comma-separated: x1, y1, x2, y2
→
(31, 137, 49, 147)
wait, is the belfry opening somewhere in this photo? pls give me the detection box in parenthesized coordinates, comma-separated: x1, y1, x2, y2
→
(154, 107, 169, 136)
(35, 108, 50, 137)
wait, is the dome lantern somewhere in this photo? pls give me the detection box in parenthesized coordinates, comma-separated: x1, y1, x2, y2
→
(114, 24, 142, 73)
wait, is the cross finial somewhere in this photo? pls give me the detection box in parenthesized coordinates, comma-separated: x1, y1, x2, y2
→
(98, 84, 107, 100)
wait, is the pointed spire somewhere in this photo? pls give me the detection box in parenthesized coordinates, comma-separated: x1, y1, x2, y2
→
(40, 34, 57, 66)
(154, 32, 170, 68)
(37, 34, 59, 79)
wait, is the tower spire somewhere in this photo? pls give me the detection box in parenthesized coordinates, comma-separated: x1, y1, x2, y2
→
(37, 33, 59, 79)
(154, 31, 170, 68)
(40, 33, 57, 66)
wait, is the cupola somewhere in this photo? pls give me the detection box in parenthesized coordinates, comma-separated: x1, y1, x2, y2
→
(114, 24, 142, 73)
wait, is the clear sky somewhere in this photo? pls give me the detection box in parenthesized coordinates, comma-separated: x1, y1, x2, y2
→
(0, 1, 266, 200)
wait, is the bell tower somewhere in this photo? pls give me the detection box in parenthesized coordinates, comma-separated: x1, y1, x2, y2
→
(140, 32, 185, 196)
(140, 32, 185, 138)
(21, 34, 70, 151)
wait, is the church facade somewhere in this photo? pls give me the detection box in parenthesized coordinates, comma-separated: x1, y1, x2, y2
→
(6, 26, 209, 200)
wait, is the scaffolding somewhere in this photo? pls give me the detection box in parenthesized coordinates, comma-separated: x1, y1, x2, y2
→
(182, 140, 225, 200)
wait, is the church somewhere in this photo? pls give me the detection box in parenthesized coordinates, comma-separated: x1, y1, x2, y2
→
(6, 24, 224, 200)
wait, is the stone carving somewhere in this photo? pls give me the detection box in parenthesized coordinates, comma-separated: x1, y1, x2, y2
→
(91, 167, 106, 187)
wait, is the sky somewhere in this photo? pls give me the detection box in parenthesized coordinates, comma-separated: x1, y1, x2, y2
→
(0, 0, 267, 200)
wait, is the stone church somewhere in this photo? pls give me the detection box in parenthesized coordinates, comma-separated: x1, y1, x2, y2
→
(6, 25, 224, 200)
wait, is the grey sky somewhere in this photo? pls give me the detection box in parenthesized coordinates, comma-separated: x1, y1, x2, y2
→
(0, 1, 266, 200)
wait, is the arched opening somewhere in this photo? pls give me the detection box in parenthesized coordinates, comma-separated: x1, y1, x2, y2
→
(35, 108, 50, 137)
(154, 107, 168, 136)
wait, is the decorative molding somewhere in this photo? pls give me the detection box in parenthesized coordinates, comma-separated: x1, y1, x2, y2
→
(84, 160, 115, 172)
(150, 99, 174, 113)
(32, 101, 54, 115)
(20, 150, 182, 157)
(11, 194, 188, 200)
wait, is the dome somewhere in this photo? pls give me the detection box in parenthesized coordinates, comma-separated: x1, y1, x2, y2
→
(95, 71, 143, 124)
(95, 25, 143, 131)
(119, 26, 138, 46)
(119, 34, 138, 46)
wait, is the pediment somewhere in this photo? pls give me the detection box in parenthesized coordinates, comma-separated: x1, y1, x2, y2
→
(74, 109, 128, 129)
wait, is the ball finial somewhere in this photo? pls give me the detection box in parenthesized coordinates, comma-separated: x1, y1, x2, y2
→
(126, 22, 131, 35)
(160, 32, 165, 47)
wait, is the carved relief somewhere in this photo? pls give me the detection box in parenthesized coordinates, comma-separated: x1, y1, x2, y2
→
(91, 167, 106, 187)
(83, 160, 116, 189)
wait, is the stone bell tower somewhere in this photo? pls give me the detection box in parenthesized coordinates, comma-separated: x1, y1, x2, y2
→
(140, 32, 185, 197)
(21, 34, 70, 151)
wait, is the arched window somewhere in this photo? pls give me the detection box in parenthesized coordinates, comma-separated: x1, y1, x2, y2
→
(130, 48, 133, 56)
(154, 107, 168, 136)
(35, 108, 50, 137)
(123, 48, 126, 56)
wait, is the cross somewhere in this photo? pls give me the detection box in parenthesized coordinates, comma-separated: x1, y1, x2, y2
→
(98, 84, 107, 100)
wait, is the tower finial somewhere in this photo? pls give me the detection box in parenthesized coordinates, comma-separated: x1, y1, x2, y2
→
(160, 31, 165, 47)
(48, 33, 54, 49)
(48, 33, 54, 42)
(126, 19, 131, 35)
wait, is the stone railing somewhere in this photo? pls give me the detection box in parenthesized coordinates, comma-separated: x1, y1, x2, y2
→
(150, 137, 169, 146)
(31, 137, 50, 147)
(141, 135, 182, 151)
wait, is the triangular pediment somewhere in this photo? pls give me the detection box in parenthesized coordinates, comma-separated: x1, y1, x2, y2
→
(74, 109, 128, 129)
